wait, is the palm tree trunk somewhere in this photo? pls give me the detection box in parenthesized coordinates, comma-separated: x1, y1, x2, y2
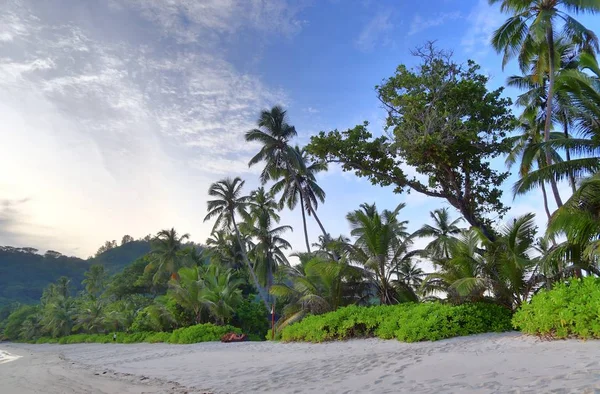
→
(231, 214, 270, 310)
(544, 26, 563, 208)
(563, 121, 577, 194)
(290, 169, 330, 243)
(298, 192, 311, 253)
(541, 181, 551, 220)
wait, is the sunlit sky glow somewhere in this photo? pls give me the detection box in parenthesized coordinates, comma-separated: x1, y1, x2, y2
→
(1, 0, 599, 262)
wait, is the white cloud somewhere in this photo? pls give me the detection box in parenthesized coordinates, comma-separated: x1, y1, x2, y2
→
(461, 0, 505, 57)
(116, 0, 306, 44)
(355, 11, 394, 52)
(408, 11, 462, 36)
(0, 0, 296, 255)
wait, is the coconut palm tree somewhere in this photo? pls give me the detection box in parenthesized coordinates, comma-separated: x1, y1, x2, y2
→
(422, 214, 539, 309)
(270, 254, 367, 331)
(204, 177, 269, 309)
(394, 260, 425, 293)
(74, 299, 105, 334)
(413, 208, 463, 259)
(200, 264, 244, 325)
(245, 106, 331, 242)
(205, 230, 245, 270)
(513, 52, 600, 194)
(490, 0, 600, 187)
(505, 112, 565, 218)
(346, 203, 418, 304)
(82, 264, 107, 298)
(145, 228, 190, 283)
(546, 173, 600, 273)
(505, 37, 583, 203)
(167, 265, 206, 324)
(244, 191, 293, 300)
(271, 146, 327, 253)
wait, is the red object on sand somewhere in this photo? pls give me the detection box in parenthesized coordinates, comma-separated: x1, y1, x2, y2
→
(220, 332, 248, 343)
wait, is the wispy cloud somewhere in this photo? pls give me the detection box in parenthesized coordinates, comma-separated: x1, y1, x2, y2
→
(461, 0, 505, 57)
(355, 11, 394, 52)
(0, 0, 298, 255)
(408, 11, 462, 36)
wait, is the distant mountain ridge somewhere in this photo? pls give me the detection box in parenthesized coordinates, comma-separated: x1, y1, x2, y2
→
(0, 240, 151, 306)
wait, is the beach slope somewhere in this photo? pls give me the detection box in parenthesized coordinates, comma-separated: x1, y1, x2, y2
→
(2, 332, 600, 393)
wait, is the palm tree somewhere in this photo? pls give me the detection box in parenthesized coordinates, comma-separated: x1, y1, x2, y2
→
(546, 173, 600, 274)
(246, 106, 331, 243)
(422, 214, 539, 309)
(200, 264, 244, 325)
(74, 299, 105, 334)
(82, 264, 107, 298)
(205, 230, 245, 270)
(145, 228, 190, 283)
(346, 203, 418, 304)
(491, 0, 600, 204)
(271, 146, 327, 253)
(244, 190, 292, 300)
(413, 208, 463, 259)
(40, 296, 75, 337)
(168, 265, 206, 324)
(505, 38, 583, 206)
(270, 254, 367, 330)
(394, 260, 425, 294)
(514, 52, 600, 194)
(204, 177, 270, 309)
(505, 112, 564, 218)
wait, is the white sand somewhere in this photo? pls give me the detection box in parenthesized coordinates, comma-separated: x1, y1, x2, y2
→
(3, 332, 600, 393)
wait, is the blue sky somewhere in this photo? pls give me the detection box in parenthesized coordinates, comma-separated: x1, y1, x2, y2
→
(1, 0, 599, 262)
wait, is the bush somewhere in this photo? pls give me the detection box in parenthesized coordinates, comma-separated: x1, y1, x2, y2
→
(27, 324, 239, 345)
(232, 298, 269, 341)
(168, 323, 240, 344)
(513, 277, 600, 339)
(281, 302, 512, 343)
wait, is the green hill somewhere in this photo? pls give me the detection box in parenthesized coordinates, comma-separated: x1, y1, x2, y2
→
(0, 241, 151, 306)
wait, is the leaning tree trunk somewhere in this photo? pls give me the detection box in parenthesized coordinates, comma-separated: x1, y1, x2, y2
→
(231, 214, 270, 310)
(563, 120, 577, 194)
(298, 192, 311, 253)
(540, 181, 552, 221)
(544, 26, 563, 208)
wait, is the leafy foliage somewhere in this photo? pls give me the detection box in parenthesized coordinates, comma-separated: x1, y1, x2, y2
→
(513, 277, 600, 339)
(308, 45, 514, 240)
(281, 303, 512, 343)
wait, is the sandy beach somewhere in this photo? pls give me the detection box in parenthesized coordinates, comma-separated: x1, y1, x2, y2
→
(2, 332, 600, 393)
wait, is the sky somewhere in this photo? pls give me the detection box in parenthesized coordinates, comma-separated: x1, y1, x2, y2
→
(1, 0, 599, 262)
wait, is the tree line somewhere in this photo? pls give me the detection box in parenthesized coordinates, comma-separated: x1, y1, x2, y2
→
(2, 0, 600, 341)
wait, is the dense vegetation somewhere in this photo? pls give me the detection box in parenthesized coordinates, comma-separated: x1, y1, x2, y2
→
(513, 277, 600, 339)
(0, 239, 151, 306)
(281, 303, 512, 343)
(2, 0, 600, 344)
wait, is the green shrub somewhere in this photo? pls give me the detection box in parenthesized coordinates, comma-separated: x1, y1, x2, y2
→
(281, 302, 512, 343)
(168, 323, 240, 344)
(144, 331, 171, 343)
(232, 298, 269, 340)
(513, 277, 600, 339)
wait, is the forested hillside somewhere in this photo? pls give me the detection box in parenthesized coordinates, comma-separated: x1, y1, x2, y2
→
(0, 240, 151, 306)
